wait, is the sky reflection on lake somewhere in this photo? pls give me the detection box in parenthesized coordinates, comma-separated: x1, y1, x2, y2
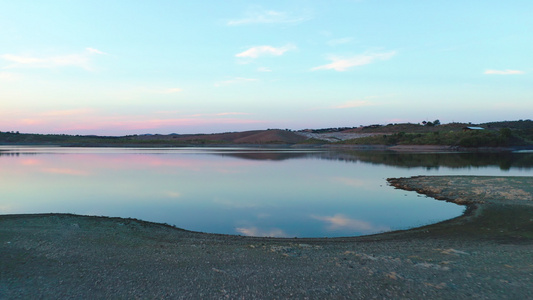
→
(1, 147, 531, 237)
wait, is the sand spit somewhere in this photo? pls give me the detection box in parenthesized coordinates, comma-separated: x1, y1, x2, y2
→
(2, 176, 533, 299)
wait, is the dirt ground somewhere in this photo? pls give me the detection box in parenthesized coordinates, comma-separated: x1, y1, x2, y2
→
(1, 176, 532, 299)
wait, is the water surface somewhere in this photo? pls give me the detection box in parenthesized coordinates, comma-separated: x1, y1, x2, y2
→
(1, 147, 531, 237)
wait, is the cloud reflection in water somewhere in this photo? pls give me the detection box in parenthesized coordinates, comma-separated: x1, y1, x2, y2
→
(236, 226, 289, 238)
(312, 214, 390, 234)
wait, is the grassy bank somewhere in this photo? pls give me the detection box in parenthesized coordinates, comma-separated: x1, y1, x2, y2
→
(337, 128, 532, 147)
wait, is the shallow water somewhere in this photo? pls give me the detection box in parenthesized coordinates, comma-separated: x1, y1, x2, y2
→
(1, 147, 531, 237)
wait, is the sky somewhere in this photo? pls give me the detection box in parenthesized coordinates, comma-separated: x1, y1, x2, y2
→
(1, 1, 532, 135)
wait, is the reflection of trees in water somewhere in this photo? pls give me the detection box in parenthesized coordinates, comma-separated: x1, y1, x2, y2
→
(0, 151, 40, 157)
(326, 151, 533, 170)
(0, 151, 21, 157)
(214, 150, 533, 170)
(217, 151, 318, 161)
(2, 148, 532, 170)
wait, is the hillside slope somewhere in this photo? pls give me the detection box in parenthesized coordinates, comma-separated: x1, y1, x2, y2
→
(134, 129, 308, 144)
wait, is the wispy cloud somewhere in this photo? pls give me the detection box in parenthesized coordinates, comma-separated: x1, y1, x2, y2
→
(153, 110, 182, 115)
(1, 54, 43, 65)
(12, 109, 96, 128)
(319, 30, 332, 37)
(236, 226, 288, 237)
(189, 112, 251, 117)
(39, 108, 95, 117)
(327, 37, 354, 46)
(0, 71, 20, 81)
(1, 47, 106, 70)
(257, 67, 272, 72)
(228, 9, 311, 26)
(19, 119, 43, 125)
(324, 95, 386, 110)
(484, 69, 525, 75)
(117, 86, 183, 97)
(0, 109, 266, 135)
(312, 51, 396, 72)
(159, 88, 183, 94)
(214, 77, 258, 87)
(111, 117, 264, 130)
(332, 100, 374, 109)
(86, 48, 107, 55)
(312, 214, 389, 233)
(236, 44, 296, 58)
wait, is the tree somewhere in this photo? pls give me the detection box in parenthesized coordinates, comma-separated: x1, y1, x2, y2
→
(500, 128, 512, 139)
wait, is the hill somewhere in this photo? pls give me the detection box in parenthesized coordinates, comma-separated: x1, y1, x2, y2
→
(1, 120, 532, 148)
(131, 129, 307, 144)
(0, 129, 307, 146)
(333, 120, 533, 148)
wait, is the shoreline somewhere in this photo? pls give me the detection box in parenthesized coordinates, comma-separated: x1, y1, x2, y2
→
(2, 176, 533, 298)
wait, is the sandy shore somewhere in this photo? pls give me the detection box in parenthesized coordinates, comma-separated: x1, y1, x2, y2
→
(2, 176, 532, 299)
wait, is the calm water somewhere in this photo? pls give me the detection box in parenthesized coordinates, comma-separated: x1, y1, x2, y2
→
(1, 146, 532, 237)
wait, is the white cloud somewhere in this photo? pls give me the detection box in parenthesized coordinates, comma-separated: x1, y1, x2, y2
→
(484, 69, 525, 75)
(1, 54, 43, 65)
(327, 37, 354, 46)
(214, 77, 258, 87)
(228, 10, 311, 26)
(257, 67, 272, 72)
(159, 88, 183, 94)
(236, 44, 296, 58)
(1, 48, 106, 70)
(86, 47, 107, 55)
(312, 51, 396, 72)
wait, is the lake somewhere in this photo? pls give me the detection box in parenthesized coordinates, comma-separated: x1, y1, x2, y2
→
(1, 146, 532, 237)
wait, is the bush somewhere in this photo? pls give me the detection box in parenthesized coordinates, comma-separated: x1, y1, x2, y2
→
(338, 129, 530, 147)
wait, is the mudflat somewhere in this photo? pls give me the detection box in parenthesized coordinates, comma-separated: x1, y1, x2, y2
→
(2, 176, 532, 299)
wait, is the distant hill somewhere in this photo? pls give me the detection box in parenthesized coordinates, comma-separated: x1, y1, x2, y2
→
(1, 120, 532, 148)
(341, 122, 470, 134)
(481, 120, 533, 130)
(130, 129, 307, 144)
(337, 120, 533, 134)
(333, 120, 533, 148)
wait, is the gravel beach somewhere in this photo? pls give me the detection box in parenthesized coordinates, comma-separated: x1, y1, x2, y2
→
(2, 176, 532, 299)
